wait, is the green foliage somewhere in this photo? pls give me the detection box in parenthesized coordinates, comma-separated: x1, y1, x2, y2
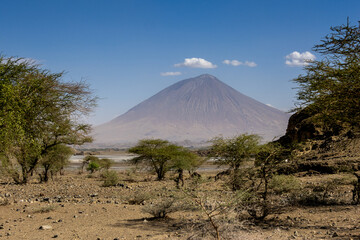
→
(0, 56, 96, 183)
(129, 139, 200, 181)
(269, 175, 301, 195)
(292, 20, 360, 129)
(170, 150, 200, 172)
(81, 156, 113, 174)
(232, 143, 287, 220)
(101, 170, 119, 187)
(210, 134, 261, 170)
(210, 134, 261, 190)
(87, 161, 100, 173)
(98, 158, 113, 170)
(39, 144, 74, 182)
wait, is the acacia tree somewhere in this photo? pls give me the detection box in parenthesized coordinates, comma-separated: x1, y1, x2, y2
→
(210, 134, 261, 190)
(129, 139, 199, 181)
(170, 148, 201, 188)
(293, 20, 360, 130)
(242, 143, 285, 220)
(0, 56, 96, 183)
(39, 144, 74, 182)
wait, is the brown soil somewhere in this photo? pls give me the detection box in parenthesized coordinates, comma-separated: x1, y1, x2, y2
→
(0, 170, 359, 240)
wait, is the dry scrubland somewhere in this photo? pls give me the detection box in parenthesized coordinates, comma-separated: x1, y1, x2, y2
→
(0, 167, 359, 240)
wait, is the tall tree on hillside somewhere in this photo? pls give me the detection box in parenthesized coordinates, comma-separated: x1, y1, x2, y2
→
(0, 56, 97, 183)
(292, 20, 360, 130)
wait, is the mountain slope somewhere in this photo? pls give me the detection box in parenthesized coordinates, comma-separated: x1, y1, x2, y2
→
(93, 74, 290, 146)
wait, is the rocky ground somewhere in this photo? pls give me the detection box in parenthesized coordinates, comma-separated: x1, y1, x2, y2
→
(0, 170, 359, 240)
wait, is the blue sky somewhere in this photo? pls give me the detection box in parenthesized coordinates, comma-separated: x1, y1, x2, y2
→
(1, 0, 359, 125)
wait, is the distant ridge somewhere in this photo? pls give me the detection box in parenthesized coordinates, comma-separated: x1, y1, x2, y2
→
(93, 74, 290, 147)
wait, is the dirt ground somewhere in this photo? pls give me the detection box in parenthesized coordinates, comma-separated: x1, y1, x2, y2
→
(0, 170, 359, 240)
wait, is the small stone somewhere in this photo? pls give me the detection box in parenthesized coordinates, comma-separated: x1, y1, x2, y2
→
(52, 235, 58, 238)
(332, 232, 339, 237)
(39, 225, 52, 230)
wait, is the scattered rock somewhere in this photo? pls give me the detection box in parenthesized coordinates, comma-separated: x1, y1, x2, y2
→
(39, 225, 52, 230)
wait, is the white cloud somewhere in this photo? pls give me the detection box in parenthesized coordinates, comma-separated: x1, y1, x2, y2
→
(223, 59, 257, 67)
(174, 58, 217, 69)
(285, 51, 316, 67)
(244, 61, 257, 67)
(160, 71, 182, 76)
(223, 59, 241, 66)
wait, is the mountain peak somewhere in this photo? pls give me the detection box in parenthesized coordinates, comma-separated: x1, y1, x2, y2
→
(196, 74, 217, 79)
(94, 75, 290, 146)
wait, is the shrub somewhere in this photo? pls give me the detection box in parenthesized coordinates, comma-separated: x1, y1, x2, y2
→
(0, 197, 10, 206)
(127, 191, 152, 205)
(269, 175, 301, 195)
(32, 205, 56, 213)
(142, 197, 179, 218)
(87, 161, 100, 173)
(101, 170, 119, 187)
(98, 158, 114, 170)
(296, 180, 340, 206)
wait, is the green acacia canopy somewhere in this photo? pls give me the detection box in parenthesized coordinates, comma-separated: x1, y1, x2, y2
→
(0, 56, 97, 183)
(292, 20, 360, 129)
(129, 139, 200, 180)
(210, 134, 261, 170)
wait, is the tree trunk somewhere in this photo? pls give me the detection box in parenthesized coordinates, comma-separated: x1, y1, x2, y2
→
(176, 169, 184, 189)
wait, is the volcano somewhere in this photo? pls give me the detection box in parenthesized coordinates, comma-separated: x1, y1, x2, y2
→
(93, 74, 290, 147)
